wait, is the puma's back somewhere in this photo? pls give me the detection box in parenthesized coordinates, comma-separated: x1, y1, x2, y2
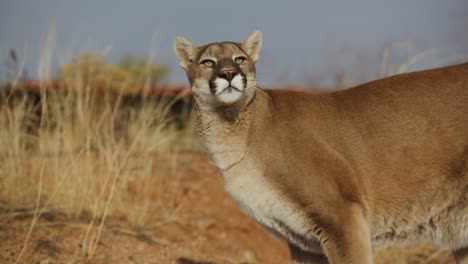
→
(262, 63, 468, 190)
(174, 31, 468, 264)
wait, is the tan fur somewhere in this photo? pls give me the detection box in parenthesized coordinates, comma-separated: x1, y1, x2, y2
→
(174, 31, 468, 264)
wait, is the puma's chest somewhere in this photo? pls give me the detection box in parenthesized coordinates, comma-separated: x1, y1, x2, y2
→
(223, 164, 288, 227)
(220, 158, 320, 246)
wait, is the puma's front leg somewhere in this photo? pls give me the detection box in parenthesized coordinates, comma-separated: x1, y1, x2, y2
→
(288, 243, 328, 264)
(454, 247, 468, 264)
(319, 203, 373, 264)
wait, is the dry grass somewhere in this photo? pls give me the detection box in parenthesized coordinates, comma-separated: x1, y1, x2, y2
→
(0, 84, 200, 262)
(0, 30, 201, 262)
(0, 86, 197, 217)
(2, 87, 198, 250)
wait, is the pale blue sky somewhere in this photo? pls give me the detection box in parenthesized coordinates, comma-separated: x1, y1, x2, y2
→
(0, 0, 466, 86)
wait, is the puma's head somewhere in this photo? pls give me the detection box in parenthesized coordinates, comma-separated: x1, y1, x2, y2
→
(173, 30, 262, 107)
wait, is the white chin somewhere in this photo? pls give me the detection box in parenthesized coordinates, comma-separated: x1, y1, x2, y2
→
(214, 76, 245, 104)
(217, 88, 243, 104)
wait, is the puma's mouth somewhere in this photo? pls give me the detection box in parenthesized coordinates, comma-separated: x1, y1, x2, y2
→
(220, 86, 242, 94)
(212, 75, 245, 104)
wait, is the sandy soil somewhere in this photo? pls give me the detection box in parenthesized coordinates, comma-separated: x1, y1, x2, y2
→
(0, 153, 456, 264)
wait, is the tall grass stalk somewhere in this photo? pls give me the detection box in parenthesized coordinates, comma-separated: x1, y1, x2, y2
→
(0, 29, 199, 261)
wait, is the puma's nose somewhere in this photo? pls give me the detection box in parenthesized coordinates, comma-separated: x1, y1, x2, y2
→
(218, 69, 238, 81)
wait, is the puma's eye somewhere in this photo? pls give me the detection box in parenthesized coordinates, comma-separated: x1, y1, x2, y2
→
(201, 59, 215, 67)
(235, 57, 245, 64)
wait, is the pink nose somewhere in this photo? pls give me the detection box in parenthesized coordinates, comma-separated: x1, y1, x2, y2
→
(218, 69, 238, 81)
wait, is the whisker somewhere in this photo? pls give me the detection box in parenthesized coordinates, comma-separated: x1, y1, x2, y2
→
(253, 85, 268, 97)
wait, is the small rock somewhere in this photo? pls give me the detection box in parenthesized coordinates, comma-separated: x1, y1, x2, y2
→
(137, 243, 145, 251)
(194, 216, 216, 230)
(243, 250, 257, 263)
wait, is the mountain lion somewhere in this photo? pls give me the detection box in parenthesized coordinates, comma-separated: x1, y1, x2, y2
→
(173, 30, 468, 264)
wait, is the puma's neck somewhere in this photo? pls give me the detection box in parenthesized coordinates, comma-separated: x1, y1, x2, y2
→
(194, 89, 263, 172)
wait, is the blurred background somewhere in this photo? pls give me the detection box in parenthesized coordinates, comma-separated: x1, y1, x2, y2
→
(1, 0, 467, 87)
(0, 1, 467, 264)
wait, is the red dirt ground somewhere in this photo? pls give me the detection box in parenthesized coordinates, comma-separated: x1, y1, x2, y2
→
(0, 153, 457, 264)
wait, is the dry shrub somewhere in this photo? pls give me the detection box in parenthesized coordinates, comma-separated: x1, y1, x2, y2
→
(0, 80, 201, 261)
(0, 27, 199, 235)
(0, 83, 199, 225)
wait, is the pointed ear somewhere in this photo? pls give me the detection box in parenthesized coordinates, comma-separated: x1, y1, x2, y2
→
(242, 30, 262, 62)
(173, 36, 198, 70)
